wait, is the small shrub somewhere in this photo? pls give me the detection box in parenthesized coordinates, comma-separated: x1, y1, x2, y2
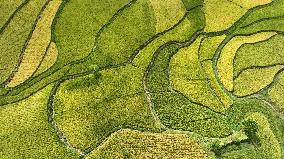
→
(242, 120, 260, 145)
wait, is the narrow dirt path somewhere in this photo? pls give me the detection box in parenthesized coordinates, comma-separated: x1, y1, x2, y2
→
(47, 80, 86, 157)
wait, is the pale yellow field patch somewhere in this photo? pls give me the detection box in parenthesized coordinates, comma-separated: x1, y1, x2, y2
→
(34, 42, 58, 76)
(217, 32, 276, 91)
(86, 129, 208, 159)
(149, 0, 186, 33)
(7, 0, 62, 87)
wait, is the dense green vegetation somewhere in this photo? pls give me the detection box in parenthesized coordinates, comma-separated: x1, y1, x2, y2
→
(1, 0, 284, 158)
(224, 98, 284, 158)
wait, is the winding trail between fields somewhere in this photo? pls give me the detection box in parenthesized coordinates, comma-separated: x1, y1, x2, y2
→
(1, 6, 207, 157)
(46, 7, 284, 157)
(47, 26, 204, 159)
(47, 80, 86, 157)
(46, 33, 202, 157)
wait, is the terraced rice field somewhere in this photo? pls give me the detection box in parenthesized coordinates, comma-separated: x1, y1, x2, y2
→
(1, 0, 284, 158)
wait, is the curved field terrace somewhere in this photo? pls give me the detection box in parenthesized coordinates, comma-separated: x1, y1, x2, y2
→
(1, 0, 284, 158)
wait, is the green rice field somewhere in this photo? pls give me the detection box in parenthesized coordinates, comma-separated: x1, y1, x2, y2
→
(1, 0, 284, 158)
